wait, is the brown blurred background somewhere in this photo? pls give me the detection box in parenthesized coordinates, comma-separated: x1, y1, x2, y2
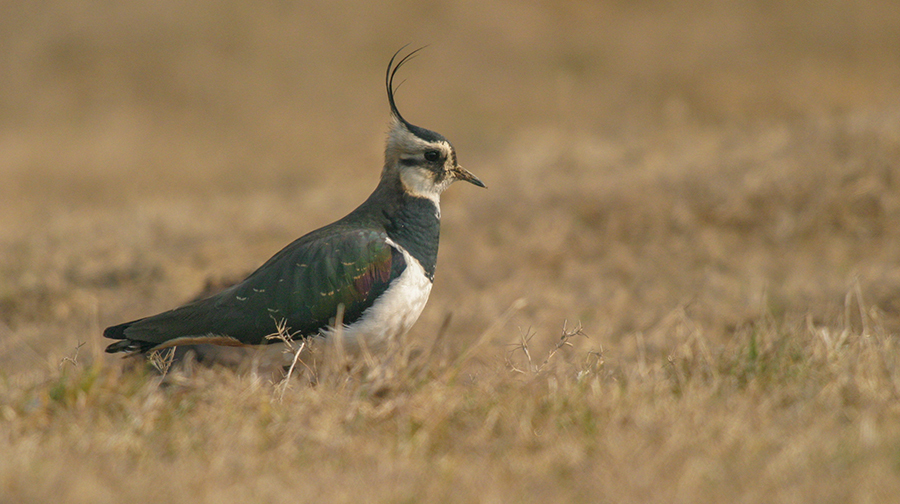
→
(2, 0, 900, 374)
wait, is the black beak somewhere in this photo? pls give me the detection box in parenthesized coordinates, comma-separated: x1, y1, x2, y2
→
(452, 166, 486, 188)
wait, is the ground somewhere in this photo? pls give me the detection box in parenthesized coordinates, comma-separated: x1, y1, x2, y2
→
(3, 1, 900, 503)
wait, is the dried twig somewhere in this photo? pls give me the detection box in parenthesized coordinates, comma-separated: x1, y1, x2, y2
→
(265, 317, 315, 400)
(59, 341, 86, 370)
(506, 320, 587, 375)
(148, 347, 176, 376)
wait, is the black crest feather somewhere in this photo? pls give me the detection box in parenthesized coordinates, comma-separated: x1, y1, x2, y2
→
(385, 45, 446, 144)
(386, 44, 425, 127)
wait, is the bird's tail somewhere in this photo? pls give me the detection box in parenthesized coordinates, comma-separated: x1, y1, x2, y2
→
(104, 321, 154, 354)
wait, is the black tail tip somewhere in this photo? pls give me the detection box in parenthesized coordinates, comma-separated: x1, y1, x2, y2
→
(103, 322, 130, 340)
(103, 321, 150, 354)
(105, 339, 135, 354)
(104, 338, 157, 354)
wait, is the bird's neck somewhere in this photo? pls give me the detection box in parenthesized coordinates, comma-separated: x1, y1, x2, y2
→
(353, 177, 442, 281)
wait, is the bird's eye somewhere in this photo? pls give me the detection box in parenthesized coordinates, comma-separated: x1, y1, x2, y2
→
(424, 150, 441, 162)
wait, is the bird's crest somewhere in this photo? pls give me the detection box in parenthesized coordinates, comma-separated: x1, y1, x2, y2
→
(386, 45, 424, 129)
(385, 45, 446, 145)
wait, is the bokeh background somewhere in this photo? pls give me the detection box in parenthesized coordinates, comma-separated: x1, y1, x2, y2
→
(4, 0, 900, 367)
(3, 1, 900, 502)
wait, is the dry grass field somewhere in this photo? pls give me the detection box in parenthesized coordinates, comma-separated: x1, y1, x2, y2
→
(3, 1, 900, 502)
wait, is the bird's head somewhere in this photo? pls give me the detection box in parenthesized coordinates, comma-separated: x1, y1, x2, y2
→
(382, 47, 485, 202)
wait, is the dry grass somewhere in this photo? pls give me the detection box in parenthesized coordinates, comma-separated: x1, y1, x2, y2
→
(3, 1, 900, 502)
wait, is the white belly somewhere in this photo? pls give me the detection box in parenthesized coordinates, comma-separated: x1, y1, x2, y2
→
(321, 241, 432, 348)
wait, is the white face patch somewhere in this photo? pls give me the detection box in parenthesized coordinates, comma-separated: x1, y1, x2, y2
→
(399, 167, 445, 211)
(383, 118, 460, 215)
(396, 138, 455, 204)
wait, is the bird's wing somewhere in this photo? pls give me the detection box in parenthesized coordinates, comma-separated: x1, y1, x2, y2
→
(104, 228, 406, 352)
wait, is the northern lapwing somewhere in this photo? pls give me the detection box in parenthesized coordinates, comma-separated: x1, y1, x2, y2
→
(104, 48, 485, 355)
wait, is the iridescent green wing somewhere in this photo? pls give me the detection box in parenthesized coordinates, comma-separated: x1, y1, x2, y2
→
(107, 227, 406, 350)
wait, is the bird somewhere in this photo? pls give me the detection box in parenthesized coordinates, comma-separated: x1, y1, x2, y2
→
(104, 47, 485, 355)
